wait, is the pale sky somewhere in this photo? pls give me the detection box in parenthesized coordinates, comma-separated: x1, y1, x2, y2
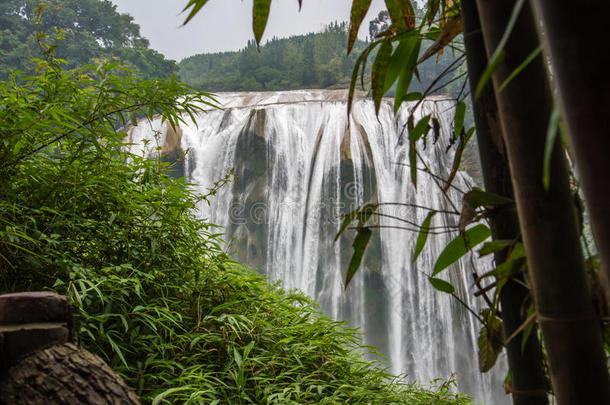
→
(109, 0, 387, 61)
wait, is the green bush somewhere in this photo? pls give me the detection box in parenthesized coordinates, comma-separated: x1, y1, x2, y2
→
(0, 56, 472, 404)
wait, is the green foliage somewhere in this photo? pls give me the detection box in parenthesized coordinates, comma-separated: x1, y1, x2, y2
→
(428, 277, 455, 294)
(433, 224, 491, 275)
(178, 22, 369, 92)
(0, 49, 473, 405)
(0, 0, 176, 79)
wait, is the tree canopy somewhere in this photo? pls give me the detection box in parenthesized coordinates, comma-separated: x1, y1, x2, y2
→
(0, 0, 176, 79)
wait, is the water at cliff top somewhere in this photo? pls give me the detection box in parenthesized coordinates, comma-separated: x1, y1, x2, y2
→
(128, 89, 508, 404)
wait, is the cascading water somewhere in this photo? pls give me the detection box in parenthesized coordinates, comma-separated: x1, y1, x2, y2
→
(128, 89, 508, 404)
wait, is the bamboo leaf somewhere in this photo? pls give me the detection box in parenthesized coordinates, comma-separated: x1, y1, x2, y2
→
(505, 312, 537, 346)
(182, 0, 210, 25)
(478, 325, 498, 372)
(409, 114, 431, 142)
(394, 36, 421, 113)
(153, 387, 193, 405)
(372, 40, 393, 114)
(335, 208, 359, 241)
(384, 0, 416, 32)
(475, 0, 527, 98)
(345, 228, 373, 288)
(385, 0, 406, 31)
(458, 192, 477, 233)
(498, 46, 542, 92)
(482, 243, 527, 279)
(453, 101, 466, 140)
(428, 277, 455, 294)
(348, 41, 378, 116)
(459, 188, 514, 231)
(358, 204, 378, 225)
(334, 204, 378, 241)
(463, 187, 514, 209)
(475, 50, 504, 98)
(427, 0, 440, 25)
(543, 100, 560, 190)
(478, 309, 505, 372)
(234, 347, 243, 368)
(521, 305, 536, 353)
(417, 14, 462, 64)
(407, 116, 418, 187)
(403, 92, 422, 101)
(385, 34, 418, 95)
(479, 240, 514, 257)
(253, 0, 272, 49)
(413, 211, 437, 262)
(433, 224, 491, 275)
(443, 127, 475, 192)
(348, 0, 372, 54)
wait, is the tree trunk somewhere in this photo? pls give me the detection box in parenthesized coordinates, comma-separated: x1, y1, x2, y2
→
(530, 0, 610, 306)
(475, 1, 610, 404)
(0, 343, 140, 405)
(461, 2, 548, 404)
(0, 292, 140, 404)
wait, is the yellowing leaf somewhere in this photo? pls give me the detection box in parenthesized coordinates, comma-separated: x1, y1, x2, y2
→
(384, 0, 416, 33)
(417, 14, 463, 65)
(348, 0, 373, 54)
(458, 188, 513, 232)
(478, 309, 505, 373)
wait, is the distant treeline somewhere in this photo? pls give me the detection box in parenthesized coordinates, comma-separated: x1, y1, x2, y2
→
(179, 19, 464, 96)
(179, 22, 368, 92)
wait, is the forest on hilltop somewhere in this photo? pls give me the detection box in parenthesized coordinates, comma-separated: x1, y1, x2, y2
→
(178, 12, 462, 95)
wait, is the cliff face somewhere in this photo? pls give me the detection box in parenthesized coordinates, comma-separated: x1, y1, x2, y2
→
(161, 125, 185, 178)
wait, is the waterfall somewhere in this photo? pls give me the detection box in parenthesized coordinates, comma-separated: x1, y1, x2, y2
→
(128, 89, 508, 404)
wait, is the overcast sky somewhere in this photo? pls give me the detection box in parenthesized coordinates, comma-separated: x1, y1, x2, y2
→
(109, 0, 387, 61)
